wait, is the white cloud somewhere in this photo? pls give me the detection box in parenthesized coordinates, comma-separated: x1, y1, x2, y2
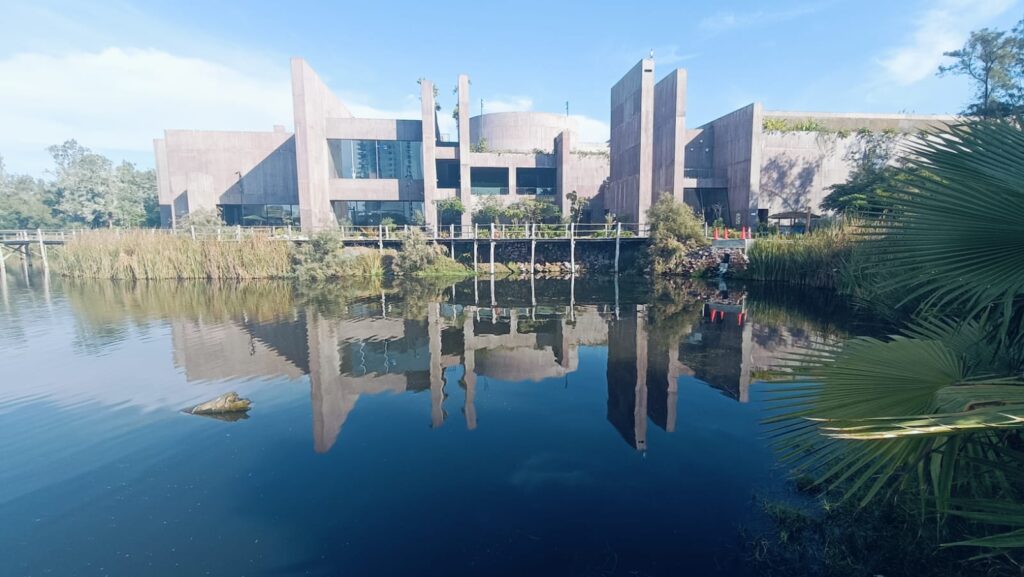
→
(571, 114, 610, 144)
(481, 96, 534, 113)
(879, 0, 1015, 85)
(0, 48, 292, 174)
(699, 4, 824, 33)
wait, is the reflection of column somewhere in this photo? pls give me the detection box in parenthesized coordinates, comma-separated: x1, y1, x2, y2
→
(308, 310, 357, 453)
(634, 307, 648, 452)
(428, 302, 446, 428)
(462, 313, 477, 430)
(739, 315, 753, 403)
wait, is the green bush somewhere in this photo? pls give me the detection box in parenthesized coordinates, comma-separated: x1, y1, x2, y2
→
(646, 195, 709, 275)
(292, 231, 384, 282)
(394, 229, 470, 277)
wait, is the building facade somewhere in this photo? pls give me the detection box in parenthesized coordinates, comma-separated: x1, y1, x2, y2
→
(155, 57, 952, 229)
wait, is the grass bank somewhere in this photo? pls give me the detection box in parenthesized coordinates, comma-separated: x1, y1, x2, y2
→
(57, 231, 293, 279)
(745, 225, 854, 289)
(53, 230, 469, 280)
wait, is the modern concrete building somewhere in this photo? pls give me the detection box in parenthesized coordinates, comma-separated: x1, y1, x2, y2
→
(155, 57, 952, 230)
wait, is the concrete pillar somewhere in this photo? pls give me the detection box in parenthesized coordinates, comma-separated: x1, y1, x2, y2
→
(420, 79, 439, 227)
(428, 303, 445, 428)
(489, 222, 495, 276)
(462, 313, 477, 431)
(556, 131, 573, 217)
(614, 222, 621, 273)
(457, 74, 473, 228)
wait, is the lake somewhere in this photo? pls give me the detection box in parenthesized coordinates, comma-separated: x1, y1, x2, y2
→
(0, 274, 866, 576)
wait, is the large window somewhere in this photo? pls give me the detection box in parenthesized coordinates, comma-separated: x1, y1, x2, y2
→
(331, 201, 425, 226)
(470, 167, 509, 196)
(329, 139, 423, 180)
(436, 160, 460, 188)
(516, 167, 556, 196)
(218, 204, 301, 227)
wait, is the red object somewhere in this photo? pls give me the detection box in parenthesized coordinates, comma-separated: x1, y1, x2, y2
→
(713, 228, 720, 240)
(724, 228, 730, 239)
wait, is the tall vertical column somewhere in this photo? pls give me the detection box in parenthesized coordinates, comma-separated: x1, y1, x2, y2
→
(556, 130, 573, 218)
(457, 74, 473, 228)
(421, 79, 439, 227)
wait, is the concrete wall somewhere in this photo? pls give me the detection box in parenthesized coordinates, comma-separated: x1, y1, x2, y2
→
(608, 59, 654, 224)
(754, 113, 954, 215)
(292, 57, 353, 230)
(763, 111, 955, 134)
(652, 69, 686, 204)
(700, 103, 761, 226)
(154, 129, 298, 226)
(470, 112, 574, 152)
(420, 80, 439, 226)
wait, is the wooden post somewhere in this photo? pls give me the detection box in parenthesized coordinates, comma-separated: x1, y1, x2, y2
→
(489, 223, 495, 276)
(378, 224, 384, 252)
(530, 235, 536, 276)
(36, 229, 48, 274)
(569, 223, 576, 277)
(236, 225, 241, 241)
(614, 222, 621, 274)
(190, 226, 196, 240)
(450, 223, 455, 257)
(217, 227, 222, 241)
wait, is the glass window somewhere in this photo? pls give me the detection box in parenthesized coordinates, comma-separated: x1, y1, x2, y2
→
(471, 167, 509, 196)
(516, 168, 556, 196)
(242, 204, 266, 226)
(329, 139, 423, 180)
(332, 201, 424, 226)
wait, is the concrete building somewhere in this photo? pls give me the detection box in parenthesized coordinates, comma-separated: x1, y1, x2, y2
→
(155, 57, 953, 230)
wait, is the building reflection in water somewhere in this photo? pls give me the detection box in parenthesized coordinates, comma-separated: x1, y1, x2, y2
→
(163, 279, 833, 454)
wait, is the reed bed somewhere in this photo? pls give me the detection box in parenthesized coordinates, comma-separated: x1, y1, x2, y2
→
(745, 225, 854, 289)
(57, 231, 294, 280)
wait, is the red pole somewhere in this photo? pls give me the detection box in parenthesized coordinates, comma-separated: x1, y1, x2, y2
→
(724, 228, 730, 240)
(713, 227, 720, 240)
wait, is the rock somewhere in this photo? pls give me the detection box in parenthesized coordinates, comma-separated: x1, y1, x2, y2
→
(185, 392, 252, 415)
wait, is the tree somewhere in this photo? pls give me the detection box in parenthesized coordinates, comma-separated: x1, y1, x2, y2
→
(820, 132, 900, 214)
(566, 189, 590, 224)
(434, 197, 464, 227)
(471, 197, 504, 224)
(45, 140, 157, 228)
(0, 155, 56, 229)
(938, 27, 1019, 118)
(507, 198, 559, 224)
(646, 196, 709, 275)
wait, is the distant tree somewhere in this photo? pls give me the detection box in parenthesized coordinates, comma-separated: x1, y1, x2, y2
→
(938, 26, 1020, 118)
(0, 155, 57, 229)
(46, 140, 157, 228)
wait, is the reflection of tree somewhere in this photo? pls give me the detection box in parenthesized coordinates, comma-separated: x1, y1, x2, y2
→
(759, 155, 819, 211)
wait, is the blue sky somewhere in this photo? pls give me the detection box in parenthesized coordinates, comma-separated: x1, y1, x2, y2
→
(0, 0, 1021, 176)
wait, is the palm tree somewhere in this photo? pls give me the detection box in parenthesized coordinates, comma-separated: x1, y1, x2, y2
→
(768, 119, 1024, 549)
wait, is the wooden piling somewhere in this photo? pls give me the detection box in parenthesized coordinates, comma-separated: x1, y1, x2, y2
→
(614, 222, 621, 274)
(489, 223, 495, 276)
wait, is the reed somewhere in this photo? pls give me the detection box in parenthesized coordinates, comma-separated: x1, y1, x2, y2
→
(56, 231, 294, 280)
(746, 225, 854, 289)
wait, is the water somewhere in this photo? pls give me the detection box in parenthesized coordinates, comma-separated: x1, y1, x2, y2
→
(0, 274, 865, 576)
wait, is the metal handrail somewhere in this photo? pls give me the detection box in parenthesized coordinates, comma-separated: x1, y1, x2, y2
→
(1, 223, 654, 243)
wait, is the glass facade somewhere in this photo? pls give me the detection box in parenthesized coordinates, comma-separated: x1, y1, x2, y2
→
(328, 139, 423, 180)
(218, 204, 301, 227)
(515, 167, 556, 196)
(470, 167, 509, 196)
(331, 201, 425, 226)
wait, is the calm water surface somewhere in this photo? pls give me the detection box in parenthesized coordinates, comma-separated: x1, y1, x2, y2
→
(0, 274, 864, 576)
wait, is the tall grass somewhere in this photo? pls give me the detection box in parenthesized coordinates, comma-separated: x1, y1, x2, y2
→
(57, 231, 293, 279)
(746, 225, 854, 289)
